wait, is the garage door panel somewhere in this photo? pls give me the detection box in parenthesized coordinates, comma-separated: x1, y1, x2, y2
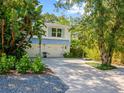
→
(44, 45, 64, 57)
(27, 44, 65, 57)
(26, 44, 40, 57)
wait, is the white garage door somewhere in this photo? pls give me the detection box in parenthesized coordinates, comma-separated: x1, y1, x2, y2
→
(27, 44, 66, 57)
(26, 44, 40, 57)
(43, 44, 65, 57)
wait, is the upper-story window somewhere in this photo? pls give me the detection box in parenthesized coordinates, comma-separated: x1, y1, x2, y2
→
(52, 28, 62, 37)
(52, 28, 56, 37)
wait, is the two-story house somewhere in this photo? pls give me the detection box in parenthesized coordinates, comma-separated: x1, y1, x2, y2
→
(27, 23, 71, 57)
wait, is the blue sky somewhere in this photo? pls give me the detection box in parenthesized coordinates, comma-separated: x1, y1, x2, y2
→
(38, 0, 84, 17)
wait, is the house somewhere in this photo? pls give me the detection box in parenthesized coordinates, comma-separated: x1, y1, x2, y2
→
(27, 23, 71, 57)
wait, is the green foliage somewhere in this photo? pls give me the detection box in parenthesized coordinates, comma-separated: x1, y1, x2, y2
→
(63, 52, 73, 58)
(86, 62, 117, 70)
(121, 53, 124, 64)
(42, 13, 58, 23)
(42, 13, 70, 25)
(0, 53, 17, 74)
(0, 53, 10, 74)
(16, 54, 31, 74)
(85, 48, 100, 60)
(64, 40, 86, 58)
(31, 57, 45, 73)
(112, 52, 124, 65)
(97, 64, 117, 70)
(56, 16, 70, 25)
(0, 53, 46, 74)
(7, 55, 16, 69)
(0, 0, 44, 58)
(56, 0, 124, 65)
(63, 49, 84, 58)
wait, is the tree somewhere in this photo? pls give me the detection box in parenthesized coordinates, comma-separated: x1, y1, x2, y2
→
(85, 0, 124, 65)
(42, 13, 58, 23)
(0, 0, 44, 58)
(56, 0, 124, 65)
(42, 13, 70, 25)
(57, 16, 70, 25)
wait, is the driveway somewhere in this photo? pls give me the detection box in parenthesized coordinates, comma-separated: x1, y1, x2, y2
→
(43, 58, 124, 93)
(0, 74, 68, 93)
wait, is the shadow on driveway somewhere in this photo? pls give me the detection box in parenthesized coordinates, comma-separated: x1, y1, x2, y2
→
(0, 74, 69, 93)
(43, 58, 124, 93)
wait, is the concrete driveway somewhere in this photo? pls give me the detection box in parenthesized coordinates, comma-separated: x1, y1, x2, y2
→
(43, 58, 124, 93)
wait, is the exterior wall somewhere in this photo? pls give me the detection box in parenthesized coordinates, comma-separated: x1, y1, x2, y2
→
(27, 23, 71, 57)
(27, 44, 69, 57)
(43, 23, 70, 41)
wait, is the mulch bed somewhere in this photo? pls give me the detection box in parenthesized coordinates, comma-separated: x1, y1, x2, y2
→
(3, 67, 54, 76)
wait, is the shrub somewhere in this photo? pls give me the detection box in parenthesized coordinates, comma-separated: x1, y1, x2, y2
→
(0, 53, 10, 74)
(112, 52, 124, 65)
(31, 57, 45, 73)
(63, 52, 73, 58)
(85, 48, 100, 60)
(7, 56, 16, 69)
(16, 54, 31, 74)
(67, 40, 86, 58)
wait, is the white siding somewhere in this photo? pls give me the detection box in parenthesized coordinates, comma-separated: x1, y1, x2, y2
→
(27, 23, 71, 57)
(27, 44, 69, 57)
(43, 23, 70, 40)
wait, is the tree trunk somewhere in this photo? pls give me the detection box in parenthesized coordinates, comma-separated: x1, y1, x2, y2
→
(107, 49, 113, 66)
(99, 43, 113, 66)
(107, 17, 121, 65)
(99, 46, 108, 65)
(38, 36, 42, 59)
(98, 16, 120, 66)
(10, 22, 15, 48)
(1, 19, 5, 52)
(97, 28, 109, 65)
(10, 31, 15, 48)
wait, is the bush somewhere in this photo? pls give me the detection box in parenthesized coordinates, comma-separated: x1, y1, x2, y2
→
(7, 56, 16, 69)
(64, 47, 86, 58)
(16, 54, 31, 74)
(112, 52, 124, 65)
(67, 40, 86, 58)
(0, 53, 46, 74)
(0, 53, 10, 74)
(31, 57, 45, 73)
(63, 52, 73, 58)
(85, 48, 100, 60)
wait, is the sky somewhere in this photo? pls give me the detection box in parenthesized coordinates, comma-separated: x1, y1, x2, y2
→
(38, 0, 84, 17)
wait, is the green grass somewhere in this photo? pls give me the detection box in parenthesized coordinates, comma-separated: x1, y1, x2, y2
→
(86, 62, 117, 70)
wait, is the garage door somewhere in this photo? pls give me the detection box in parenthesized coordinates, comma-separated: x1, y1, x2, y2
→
(43, 44, 64, 57)
(26, 44, 40, 57)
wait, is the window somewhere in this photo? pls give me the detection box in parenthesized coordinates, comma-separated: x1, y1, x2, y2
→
(52, 28, 56, 37)
(57, 29, 62, 37)
(52, 28, 62, 37)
